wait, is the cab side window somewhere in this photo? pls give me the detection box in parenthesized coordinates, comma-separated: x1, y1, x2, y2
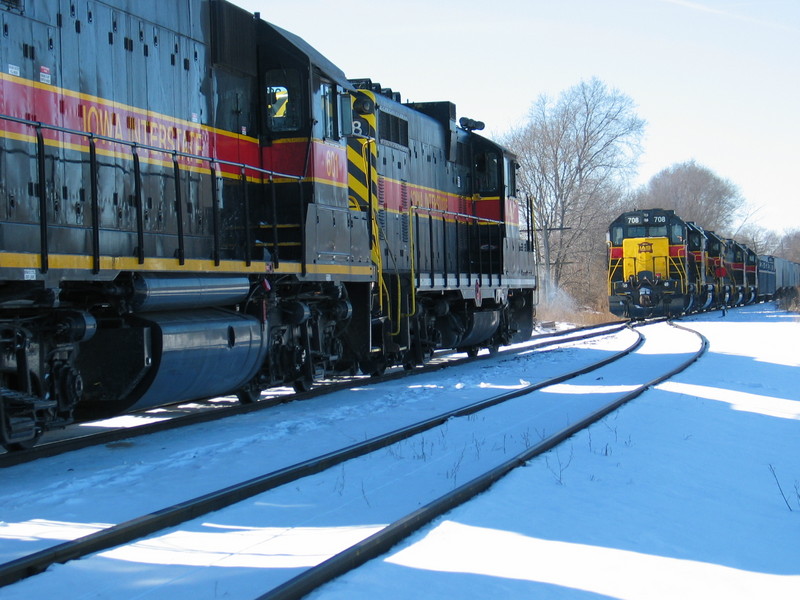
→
(475, 152, 499, 194)
(320, 82, 337, 139)
(505, 158, 517, 197)
(266, 68, 302, 132)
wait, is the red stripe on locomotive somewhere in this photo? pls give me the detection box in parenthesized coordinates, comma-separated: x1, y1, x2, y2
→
(1, 74, 261, 177)
(669, 244, 686, 257)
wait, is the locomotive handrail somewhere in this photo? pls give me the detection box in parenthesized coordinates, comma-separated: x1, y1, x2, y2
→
(34, 126, 49, 273)
(411, 205, 504, 291)
(411, 204, 504, 226)
(2, 111, 306, 272)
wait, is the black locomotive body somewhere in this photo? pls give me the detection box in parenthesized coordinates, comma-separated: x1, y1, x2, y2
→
(608, 208, 799, 318)
(0, 0, 537, 448)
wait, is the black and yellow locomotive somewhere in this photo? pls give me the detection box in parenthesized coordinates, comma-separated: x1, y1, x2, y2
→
(0, 0, 537, 449)
(607, 208, 797, 318)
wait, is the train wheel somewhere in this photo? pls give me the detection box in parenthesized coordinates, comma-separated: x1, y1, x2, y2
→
(1, 386, 46, 451)
(292, 377, 313, 393)
(236, 384, 262, 404)
(334, 359, 358, 376)
(360, 357, 387, 377)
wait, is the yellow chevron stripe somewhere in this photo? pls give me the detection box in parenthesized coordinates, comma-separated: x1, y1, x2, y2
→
(349, 175, 369, 203)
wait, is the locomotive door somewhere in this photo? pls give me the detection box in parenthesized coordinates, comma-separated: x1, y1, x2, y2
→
(471, 146, 504, 285)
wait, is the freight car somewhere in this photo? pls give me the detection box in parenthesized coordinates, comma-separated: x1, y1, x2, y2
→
(0, 0, 537, 449)
(607, 208, 799, 318)
(770, 256, 800, 307)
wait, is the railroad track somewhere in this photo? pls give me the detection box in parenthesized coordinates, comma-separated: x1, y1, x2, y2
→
(0, 320, 627, 468)
(0, 320, 704, 597)
(263, 320, 707, 599)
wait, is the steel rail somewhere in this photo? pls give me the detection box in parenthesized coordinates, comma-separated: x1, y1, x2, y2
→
(258, 321, 708, 600)
(0, 321, 628, 468)
(0, 324, 640, 587)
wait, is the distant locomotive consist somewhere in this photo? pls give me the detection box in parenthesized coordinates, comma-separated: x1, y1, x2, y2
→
(0, 0, 537, 449)
(607, 208, 800, 318)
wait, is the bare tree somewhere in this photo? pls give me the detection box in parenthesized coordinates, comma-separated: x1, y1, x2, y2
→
(628, 161, 744, 235)
(776, 229, 800, 262)
(735, 223, 781, 255)
(557, 181, 628, 310)
(504, 78, 644, 304)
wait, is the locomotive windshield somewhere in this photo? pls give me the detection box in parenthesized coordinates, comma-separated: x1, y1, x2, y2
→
(265, 68, 302, 131)
(626, 225, 668, 239)
(611, 220, 685, 245)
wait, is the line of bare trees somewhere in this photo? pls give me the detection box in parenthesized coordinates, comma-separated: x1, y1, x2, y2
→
(503, 78, 799, 313)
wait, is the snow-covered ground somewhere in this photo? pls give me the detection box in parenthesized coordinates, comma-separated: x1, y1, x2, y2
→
(0, 326, 637, 562)
(1, 304, 798, 599)
(310, 304, 800, 599)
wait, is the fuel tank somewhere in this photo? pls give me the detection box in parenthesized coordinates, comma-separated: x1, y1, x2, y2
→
(77, 308, 268, 416)
(130, 273, 252, 312)
(437, 309, 501, 349)
(458, 310, 501, 347)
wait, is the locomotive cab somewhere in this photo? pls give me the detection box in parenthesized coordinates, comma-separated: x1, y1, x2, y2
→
(686, 222, 715, 310)
(727, 241, 753, 306)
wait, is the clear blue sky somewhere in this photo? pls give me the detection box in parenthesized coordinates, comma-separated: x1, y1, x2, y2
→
(232, 0, 799, 234)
